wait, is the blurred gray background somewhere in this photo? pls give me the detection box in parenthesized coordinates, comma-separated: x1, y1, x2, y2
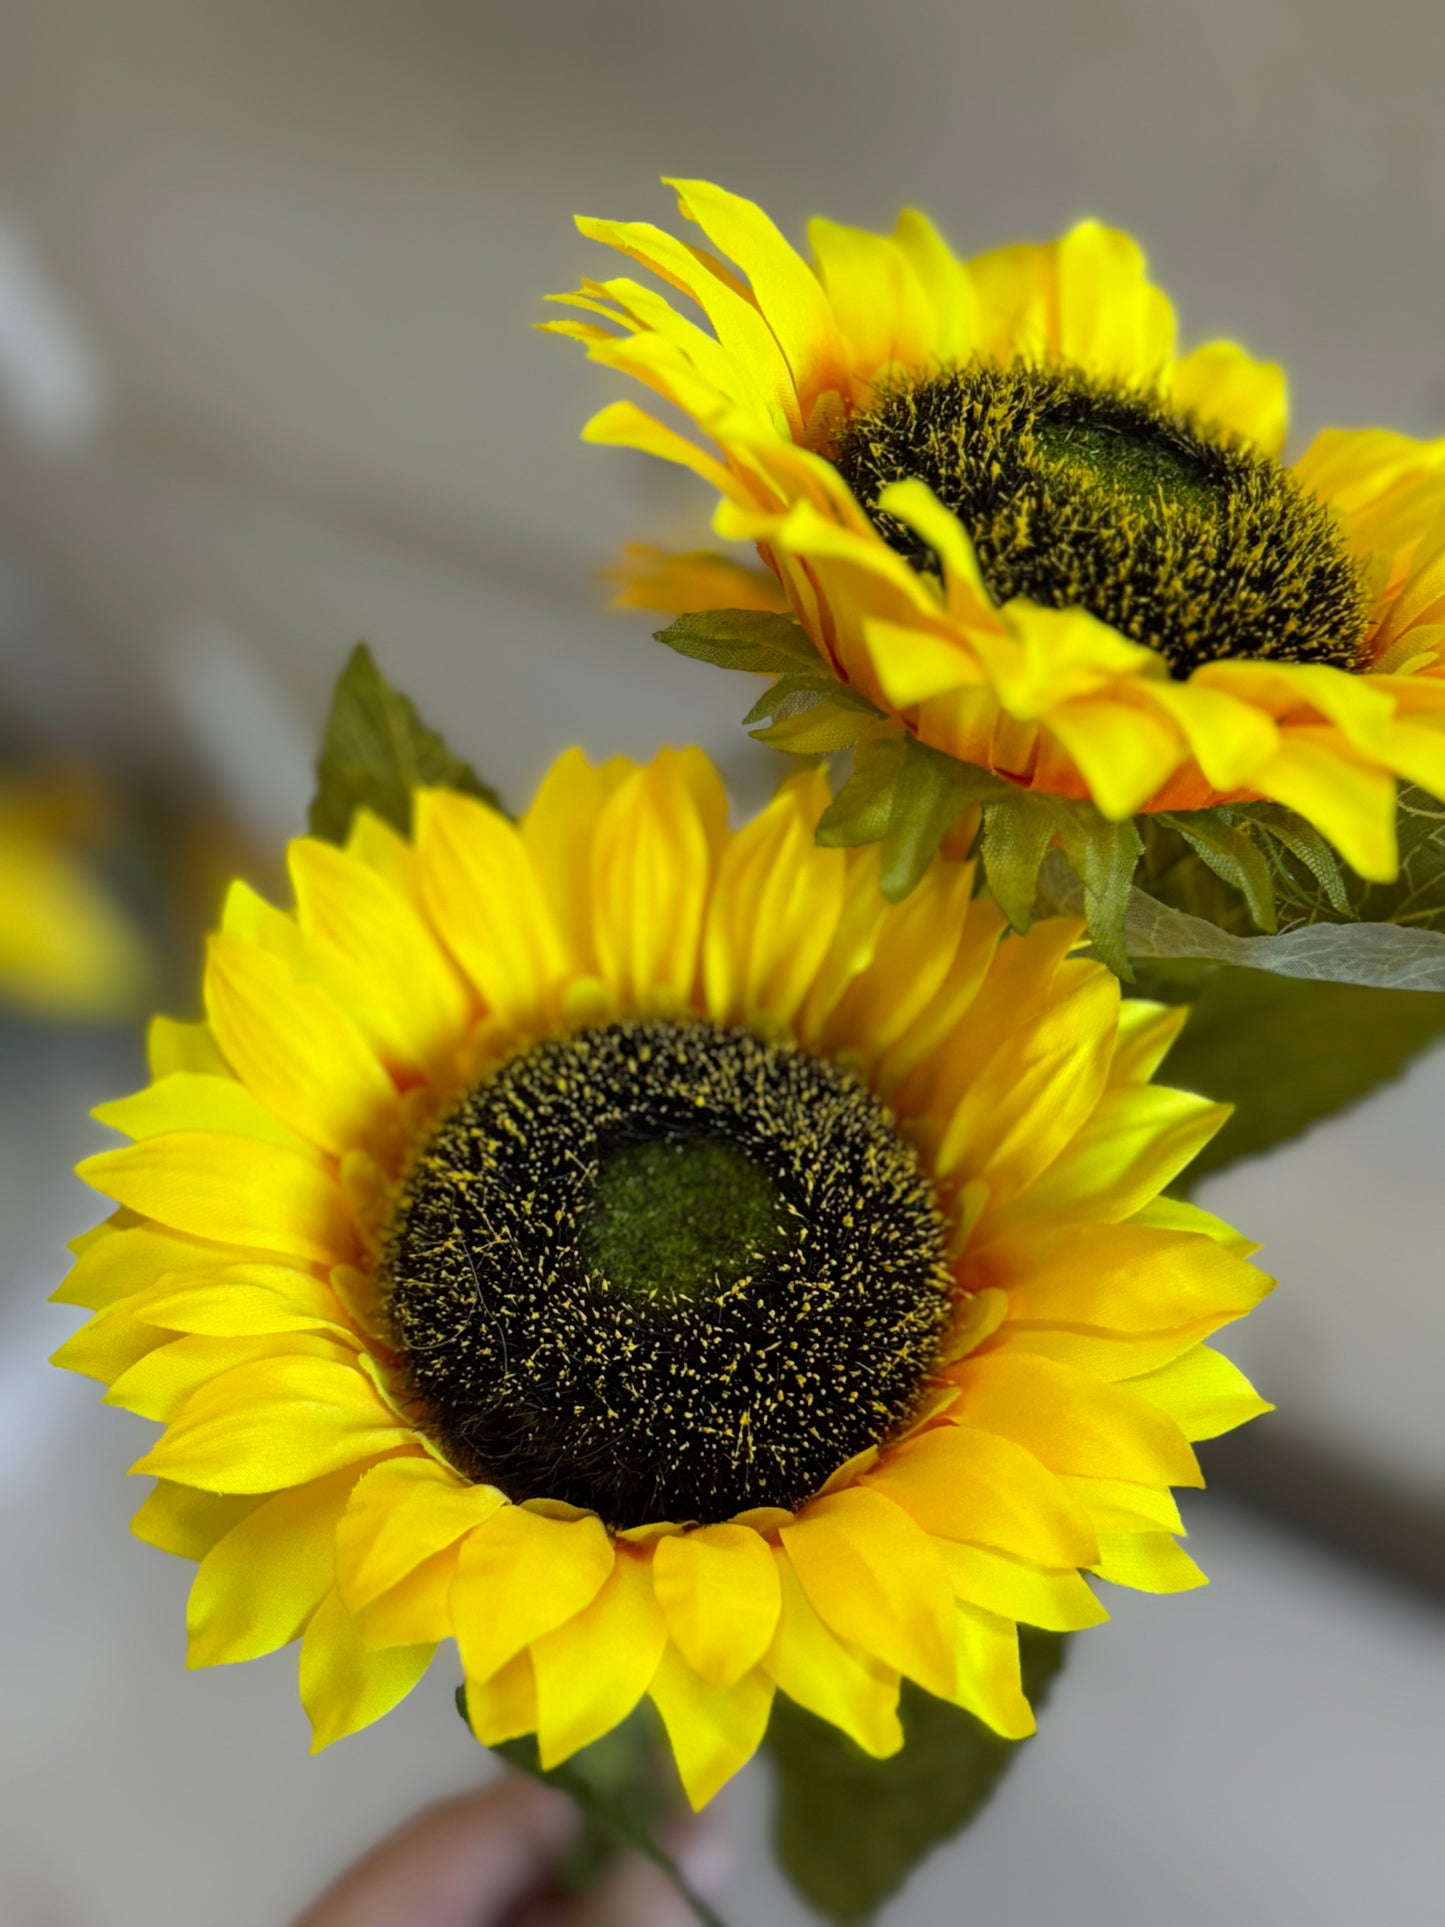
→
(2, 3, 1442, 1922)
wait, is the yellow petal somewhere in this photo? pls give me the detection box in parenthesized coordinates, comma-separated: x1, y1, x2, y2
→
(336, 1457, 506, 1610)
(780, 1488, 957, 1699)
(993, 1084, 1228, 1229)
(451, 1505, 614, 1681)
(51, 1301, 169, 1386)
(1122, 1344, 1272, 1440)
(205, 932, 400, 1159)
(94, 1074, 309, 1153)
(606, 543, 788, 616)
(864, 617, 982, 712)
(288, 837, 470, 1077)
(892, 207, 979, 363)
(1253, 733, 1398, 881)
(107, 1330, 353, 1423)
(464, 1650, 538, 1746)
(52, 1220, 271, 1312)
(1091, 1532, 1208, 1594)
(186, 1466, 361, 1666)
(415, 787, 571, 1026)
(77, 1133, 354, 1267)
(950, 1353, 1203, 1488)
(147, 1016, 229, 1079)
(521, 748, 639, 970)
(1128, 1194, 1260, 1259)
(866, 1425, 1099, 1568)
(762, 1546, 902, 1759)
(807, 218, 935, 379)
(590, 750, 726, 1007)
(667, 178, 844, 405)
(702, 773, 845, 1028)
(361, 1545, 460, 1649)
(135, 1356, 409, 1492)
(975, 1221, 1270, 1333)
(582, 399, 749, 500)
(653, 1524, 782, 1688)
(1044, 696, 1185, 819)
(300, 1588, 433, 1751)
(1054, 221, 1175, 381)
(137, 1264, 348, 1337)
(132, 1480, 264, 1561)
(1169, 340, 1288, 455)
(532, 1547, 668, 1766)
(950, 1603, 1035, 1739)
(933, 1540, 1107, 1632)
(648, 1643, 775, 1810)
(1059, 1476, 1183, 1537)
(935, 965, 1120, 1206)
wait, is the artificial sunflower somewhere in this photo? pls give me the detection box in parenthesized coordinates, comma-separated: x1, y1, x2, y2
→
(54, 749, 1271, 1807)
(549, 180, 1445, 885)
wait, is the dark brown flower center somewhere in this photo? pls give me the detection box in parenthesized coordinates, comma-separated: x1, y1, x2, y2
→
(382, 1020, 951, 1528)
(833, 359, 1370, 678)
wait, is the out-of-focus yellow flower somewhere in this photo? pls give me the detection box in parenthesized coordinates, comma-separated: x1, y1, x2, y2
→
(549, 180, 1445, 882)
(0, 774, 147, 1018)
(56, 750, 1269, 1805)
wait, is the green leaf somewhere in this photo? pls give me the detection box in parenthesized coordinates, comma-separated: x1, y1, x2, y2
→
(1350, 785, 1445, 930)
(309, 643, 501, 844)
(1133, 963, 1445, 1183)
(751, 691, 882, 754)
(655, 608, 823, 676)
(1038, 852, 1445, 990)
(456, 1692, 726, 1927)
(768, 1633, 1066, 1925)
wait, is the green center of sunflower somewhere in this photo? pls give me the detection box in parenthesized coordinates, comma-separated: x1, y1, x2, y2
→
(580, 1138, 785, 1298)
(832, 359, 1370, 678)
(382, 1019, 951, 1529)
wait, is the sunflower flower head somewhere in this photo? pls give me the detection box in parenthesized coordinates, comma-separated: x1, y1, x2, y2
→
(55, 748, 1272, 1808)
(548, 180, 1445, 910)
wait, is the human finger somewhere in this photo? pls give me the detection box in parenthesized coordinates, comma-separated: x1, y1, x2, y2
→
(295, 1772, 579, 1927)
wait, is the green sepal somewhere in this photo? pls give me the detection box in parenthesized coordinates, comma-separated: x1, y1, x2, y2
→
(976, 787, 1140, 977)
(654, 609, 881, 754)
(748, 683, 882, 754)
(767, 1632, 1067, 1926)
(309, 643, 502, 844)
(976, 794, 1058, 932)
(455, 1692, 725, 1926)
(654, 607, 823, 676)
(1129, 963, 1445, 1184)
(1235, 803, 1352, 917)
(1157, 810, 1280, 934)
(817, 734, 999, 901)
(1050, 807, 1144, 979)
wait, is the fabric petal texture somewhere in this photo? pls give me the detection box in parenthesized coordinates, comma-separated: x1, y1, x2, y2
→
(56, 750, 1270, 1804)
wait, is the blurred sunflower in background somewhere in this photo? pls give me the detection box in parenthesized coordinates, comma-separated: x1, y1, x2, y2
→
(0, 771, 148, 1019)
(53, 746, 1270, 1807)
(549, 180, 1445, 885)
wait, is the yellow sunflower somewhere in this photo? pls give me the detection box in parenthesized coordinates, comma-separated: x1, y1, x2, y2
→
(0, 772, 147, 1019)
(549, 180, 1445, 884)
(54, 749, 1271, 1807)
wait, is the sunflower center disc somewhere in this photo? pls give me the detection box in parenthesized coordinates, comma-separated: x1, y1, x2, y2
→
(833, 359, 1369, 678)
(383, 1020, 952, 1528)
